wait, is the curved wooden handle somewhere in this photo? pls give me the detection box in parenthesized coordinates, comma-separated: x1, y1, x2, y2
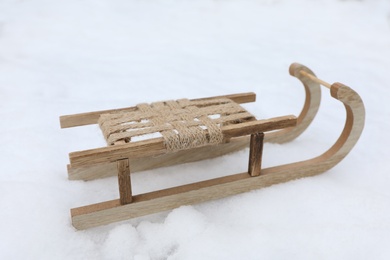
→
(323, 82, 365, 163)
(263, 66, 365, 178)
(265, 63, 321, 143)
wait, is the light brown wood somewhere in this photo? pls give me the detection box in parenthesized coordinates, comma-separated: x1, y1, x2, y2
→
(63, 64, 344, 181)
(248, 133, 264, 177)
(265, 63, 322, 143)
(67, 136, 251, 180)
(60, 92, 256, 129)
(71, 77, 365, 229)
(69, 116, 297, 168)
(66, 63, 365, 229)
(299, 70, 331, 89)
(117, 159, 132, 205)
(222, 115, 296, 139)
(62, 63, 365, 229)
(69, 138, 166, 168)
(65, 64, 324, 181)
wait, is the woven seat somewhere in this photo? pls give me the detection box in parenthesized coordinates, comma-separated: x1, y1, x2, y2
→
(98, 98, 255, 151)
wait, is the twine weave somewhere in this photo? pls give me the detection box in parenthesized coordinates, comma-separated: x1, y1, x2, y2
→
(98, 98, 254, 151)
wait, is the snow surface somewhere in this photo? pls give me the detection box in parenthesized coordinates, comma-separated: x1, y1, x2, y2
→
(1, 0, 390, 259)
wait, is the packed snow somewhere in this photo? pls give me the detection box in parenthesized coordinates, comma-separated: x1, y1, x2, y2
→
(1, 0, 390, 259)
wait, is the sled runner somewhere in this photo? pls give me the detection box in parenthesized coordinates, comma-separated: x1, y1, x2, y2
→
(60, 63, 365, 230)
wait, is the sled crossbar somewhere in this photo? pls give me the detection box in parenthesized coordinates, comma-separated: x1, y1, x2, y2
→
(299, 70, 331, 89)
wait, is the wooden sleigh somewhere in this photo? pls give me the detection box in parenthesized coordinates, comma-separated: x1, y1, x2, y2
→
(60, 63, 365, 230)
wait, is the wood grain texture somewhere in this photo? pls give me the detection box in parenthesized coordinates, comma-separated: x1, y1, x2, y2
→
(67, 136, 251, 180)
(69, 138, 166, 168)
(264, 63, 321, 143)
(64, 63, 334, 181)
(222, 115, 296, 139)
(69, 116, 296, 168)
(60, 92, 256, 129)
(117, 159, 132, 205)
(70, 64, 365, 229)
(248, 133, 264, 177)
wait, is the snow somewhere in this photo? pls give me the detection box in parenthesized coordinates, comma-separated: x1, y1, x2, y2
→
(1, 0, 390, 259)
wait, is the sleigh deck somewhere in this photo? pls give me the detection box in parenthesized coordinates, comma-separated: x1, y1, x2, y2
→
(60, 63, 365, 230)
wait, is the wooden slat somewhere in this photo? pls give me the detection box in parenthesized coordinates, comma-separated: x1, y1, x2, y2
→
(67, 136, 251, 181)
(60, 107, 137, 129)
(117, 159, 132, 205)
(60, 92, 256, 129)
(69, 154, 334, 229)
(248, 133, 264, 177)
(71, 172, 252, 229)
(69, 115, 297, 168)
(223, 115, 296, 139)
(195, 92, 256, 104)
(69, 138, 166, 167)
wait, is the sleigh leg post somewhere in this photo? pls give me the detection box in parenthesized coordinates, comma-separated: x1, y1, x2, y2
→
(248, 132, 264, 177)
(117, 158, 132, 205)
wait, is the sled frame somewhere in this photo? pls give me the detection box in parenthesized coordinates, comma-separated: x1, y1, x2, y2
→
(60, 63, 365, 229)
